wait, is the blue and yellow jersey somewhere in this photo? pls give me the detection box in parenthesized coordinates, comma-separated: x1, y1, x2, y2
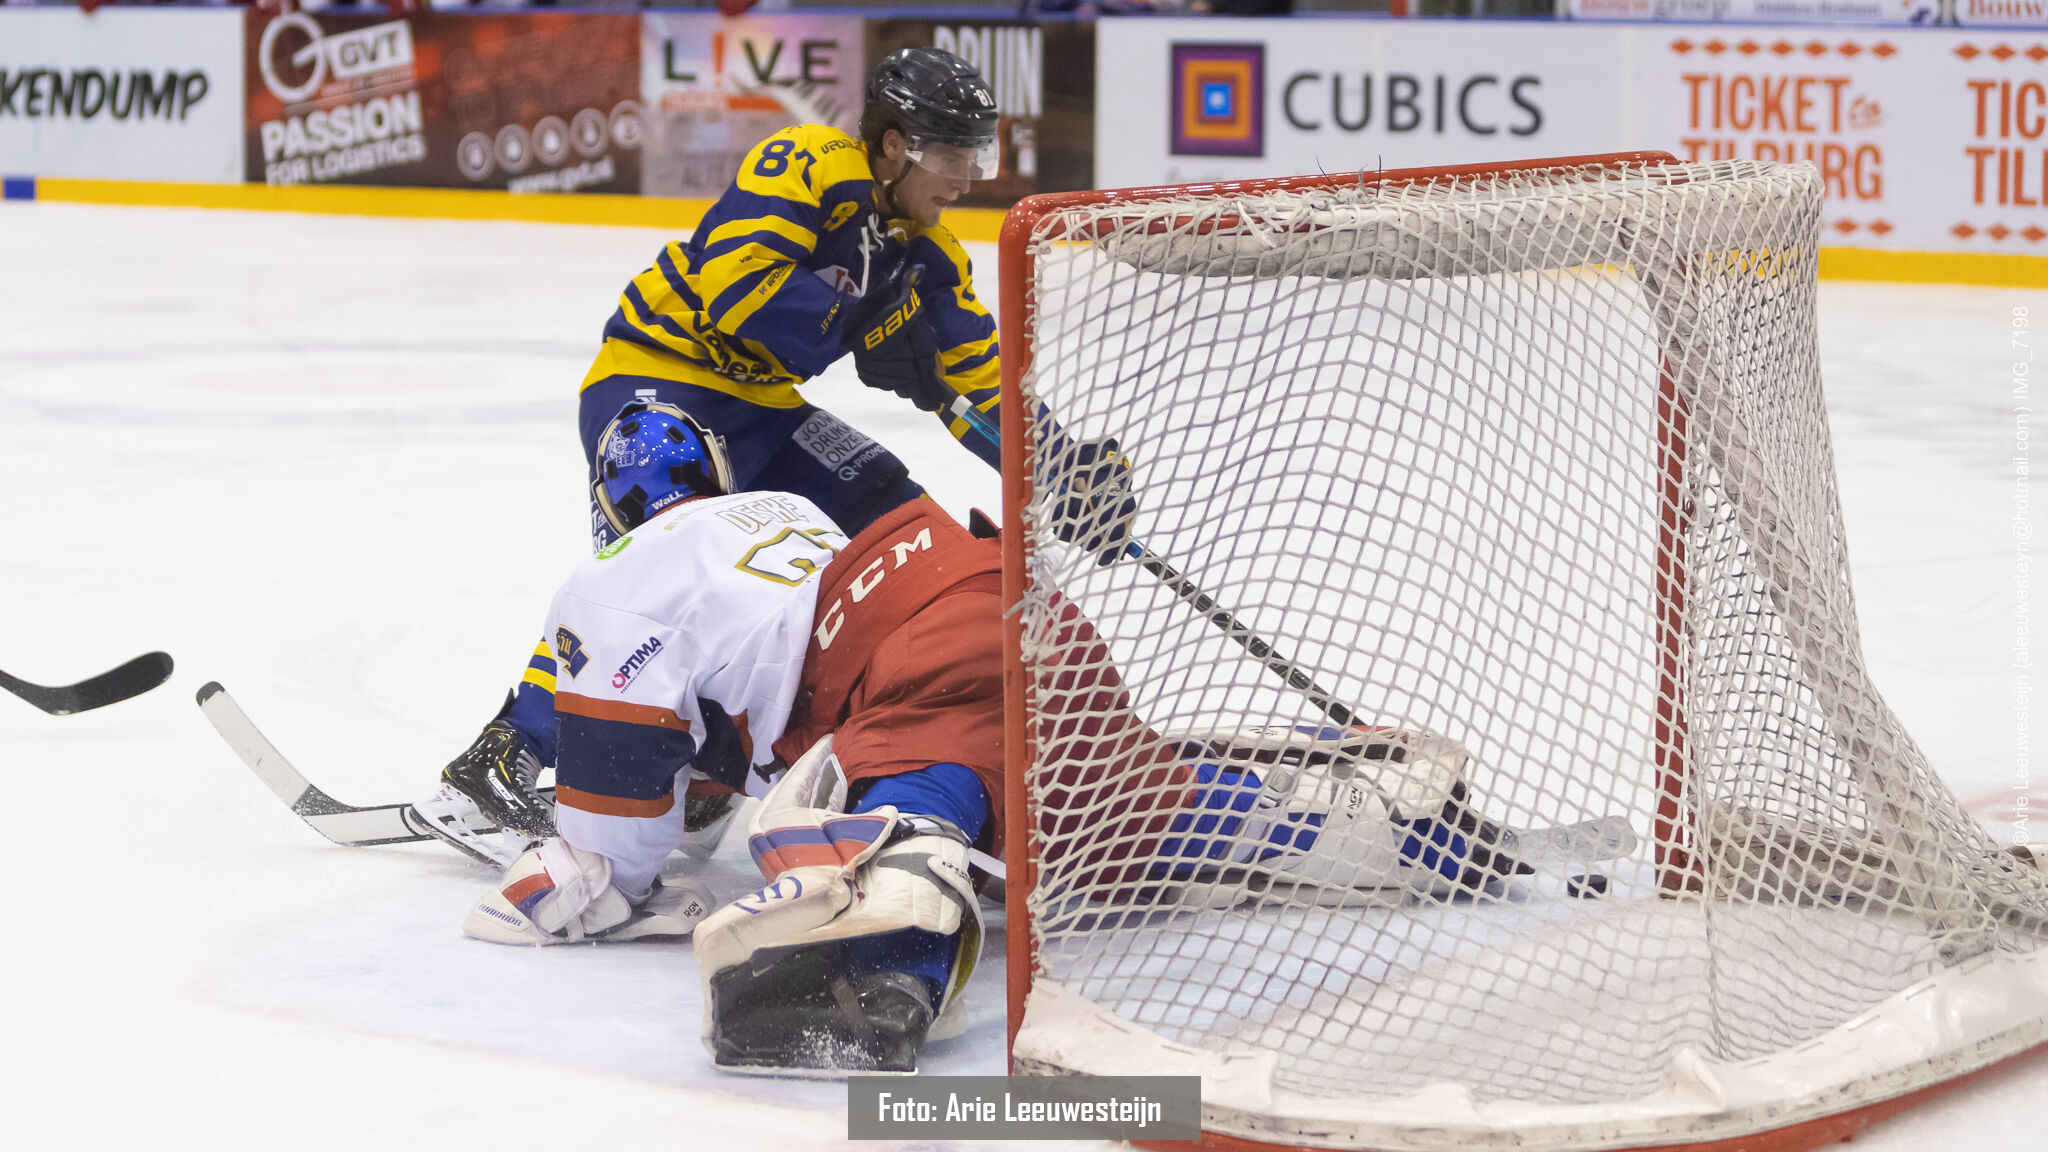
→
(582, 124, 999, 452)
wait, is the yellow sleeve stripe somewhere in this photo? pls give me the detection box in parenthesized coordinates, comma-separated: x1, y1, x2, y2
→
(946, 355, 1001, 408)
(705, 213, 817, 256)
(530, 641, 551, 659)
(941, 331, 998, 371)
(522, 665, 558, 693)
(697, 245, 761, 299)
(719, 262, 794, 332)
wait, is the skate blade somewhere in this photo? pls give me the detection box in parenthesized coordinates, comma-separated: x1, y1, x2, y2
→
(416, 784, 524, 868)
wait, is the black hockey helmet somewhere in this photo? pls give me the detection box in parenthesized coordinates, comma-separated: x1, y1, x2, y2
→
(860, 47, 1001, 181)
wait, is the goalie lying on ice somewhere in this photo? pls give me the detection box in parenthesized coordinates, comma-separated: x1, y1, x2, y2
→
(457, 401, 1518, 1075)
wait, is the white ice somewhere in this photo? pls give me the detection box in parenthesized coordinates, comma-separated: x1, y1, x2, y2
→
(0, 202, 2040, 1151)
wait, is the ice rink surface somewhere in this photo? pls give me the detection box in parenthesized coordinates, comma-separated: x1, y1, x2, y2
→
(1, 202, 2041, 1151)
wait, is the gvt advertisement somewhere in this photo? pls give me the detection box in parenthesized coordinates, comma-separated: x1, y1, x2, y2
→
(245, 10, 642, 193)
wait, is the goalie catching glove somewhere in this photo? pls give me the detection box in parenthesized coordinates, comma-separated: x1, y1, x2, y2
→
(695, 736, 982, 1076)
(848, 267, 954, 414)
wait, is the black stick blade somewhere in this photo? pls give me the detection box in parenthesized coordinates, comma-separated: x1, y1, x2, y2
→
(0, 651, 174, 716)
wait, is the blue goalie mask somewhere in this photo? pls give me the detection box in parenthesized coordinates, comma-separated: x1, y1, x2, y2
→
(593, 401, 734, 536)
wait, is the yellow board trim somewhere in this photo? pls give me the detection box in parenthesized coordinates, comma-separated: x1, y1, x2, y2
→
(27, 178, 1011, 244)
(24, 180, 2048, 285)
(1818, 246, 2048, 288)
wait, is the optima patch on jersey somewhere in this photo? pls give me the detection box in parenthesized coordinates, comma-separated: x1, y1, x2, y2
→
(554, 628, 589, 678)
(612, 636, 663, 690)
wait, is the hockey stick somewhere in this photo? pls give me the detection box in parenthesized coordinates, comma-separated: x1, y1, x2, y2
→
(0, 651, 174, 716)
(196, 681, 532, 863)
(196, 682, 750, 871)
(952, 397, 1359, 726)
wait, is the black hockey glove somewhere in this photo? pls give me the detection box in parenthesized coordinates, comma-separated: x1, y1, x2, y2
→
(848, 268, 954, 414)
(1048, 436, 1138, 566)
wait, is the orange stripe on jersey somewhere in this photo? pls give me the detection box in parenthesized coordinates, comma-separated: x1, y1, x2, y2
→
(555, 692, 692, 732)
(556, 784, 676, 819)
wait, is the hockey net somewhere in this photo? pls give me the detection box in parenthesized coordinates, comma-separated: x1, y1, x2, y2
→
(996, 154, 2048, 1151)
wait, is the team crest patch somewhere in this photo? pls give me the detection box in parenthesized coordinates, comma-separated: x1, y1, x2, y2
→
(554, 628, 589, 678)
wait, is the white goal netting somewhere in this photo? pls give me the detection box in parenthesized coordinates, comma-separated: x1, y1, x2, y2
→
(1004, 157, 2048, 1151)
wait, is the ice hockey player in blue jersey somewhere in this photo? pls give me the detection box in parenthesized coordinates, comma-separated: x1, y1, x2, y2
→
(579, 44, 1009, 544)
(415, 47, 1129, 851)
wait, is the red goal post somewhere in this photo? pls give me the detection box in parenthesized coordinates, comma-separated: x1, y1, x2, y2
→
(994, 152, 2048, 1152)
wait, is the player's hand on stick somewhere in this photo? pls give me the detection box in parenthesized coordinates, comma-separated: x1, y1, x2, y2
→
(848, 267, 953, 413)
(1048, 436, 1138, 566)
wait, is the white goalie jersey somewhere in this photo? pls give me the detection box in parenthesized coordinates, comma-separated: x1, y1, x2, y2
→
(541, 491, 848, 897)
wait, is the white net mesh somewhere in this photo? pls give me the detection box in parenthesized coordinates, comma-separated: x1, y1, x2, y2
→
(1006, 158, 2048, 1150)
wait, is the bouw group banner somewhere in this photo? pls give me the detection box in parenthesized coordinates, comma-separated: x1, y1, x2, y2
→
(1, 9, 243, 182)
(1100, 19, 2048, 258)
(639, 12, 865, 199)
(245, 11, 642, 193)
(867, 18, 1096, 207)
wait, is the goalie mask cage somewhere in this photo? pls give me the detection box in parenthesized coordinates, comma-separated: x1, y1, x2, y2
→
(996, 153, 2048, 1152)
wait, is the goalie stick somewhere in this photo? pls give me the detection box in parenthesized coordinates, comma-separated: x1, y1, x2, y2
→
(196, 681, 535, 864)
(1, 651, 174, 716)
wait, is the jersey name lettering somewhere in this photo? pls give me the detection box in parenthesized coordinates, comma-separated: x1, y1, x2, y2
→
(717, 494, 814, 534)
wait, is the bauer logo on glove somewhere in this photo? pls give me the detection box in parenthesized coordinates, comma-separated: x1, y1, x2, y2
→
(847, 267, 954, 413)
(859, 288, 923, 351)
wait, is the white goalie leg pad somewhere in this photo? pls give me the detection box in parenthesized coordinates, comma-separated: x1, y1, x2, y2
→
(464, 837, 716, 946)
(1175, 723, 1468, 818)
(695, 736, 984, 1049)
(1168, 723, 1473, 904)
